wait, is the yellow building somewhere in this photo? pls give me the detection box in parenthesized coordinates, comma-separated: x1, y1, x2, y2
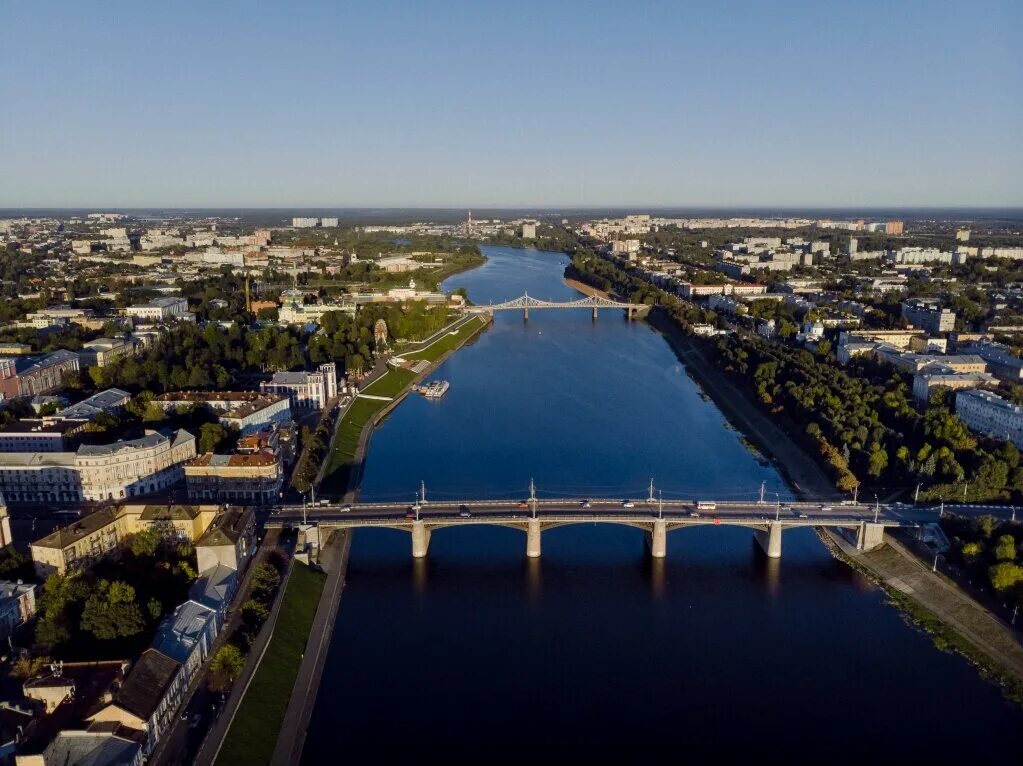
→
(30, 503, 220, 578)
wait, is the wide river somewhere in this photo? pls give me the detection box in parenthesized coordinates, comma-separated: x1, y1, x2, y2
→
(303, 246, 1022, 760)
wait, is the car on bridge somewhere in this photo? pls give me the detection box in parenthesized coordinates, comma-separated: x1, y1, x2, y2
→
(459, 504, 471, 518)
(581, 500, 592, 508)
(622, 501, 635, 508)
(339, 505, 352, 513)
(517, 501, 529, 510)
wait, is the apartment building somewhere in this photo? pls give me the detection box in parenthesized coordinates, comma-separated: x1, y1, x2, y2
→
(29, 503, 219, 578)
(184, 450, 282, 504)
(77, 337, 136, 369)
(153, 391, 291, 435)
(955, 389, 1023, 449)
(0, 429, 196, 505)
(901, 300, 956, 334)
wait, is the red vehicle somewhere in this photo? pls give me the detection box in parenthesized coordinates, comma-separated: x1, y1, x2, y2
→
(517, 501, 529, 510)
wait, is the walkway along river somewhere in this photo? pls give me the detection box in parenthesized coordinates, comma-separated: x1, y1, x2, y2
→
(301, 246, 1023, 761)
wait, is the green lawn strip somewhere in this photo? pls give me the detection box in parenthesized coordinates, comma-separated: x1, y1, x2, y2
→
(216, 564, 327, 766)
(319, 397, 384, 495)
(361, 367, 416, 398)
(404, 317, 483, 363)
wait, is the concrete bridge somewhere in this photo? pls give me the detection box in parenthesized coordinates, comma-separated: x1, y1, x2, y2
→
(465, 293, 649, 320)
(267, 497, 918, 559)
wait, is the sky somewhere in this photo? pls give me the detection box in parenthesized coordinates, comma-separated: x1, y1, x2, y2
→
(1, 0, 1021, 209)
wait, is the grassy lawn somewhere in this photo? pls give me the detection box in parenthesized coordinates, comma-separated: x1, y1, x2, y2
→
(216, 563, 326, 766)
(361, 367, 416, 398)
(404, 316, 486, 363)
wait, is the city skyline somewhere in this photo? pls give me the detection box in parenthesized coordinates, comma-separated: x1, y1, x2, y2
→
(2, 0, 1021, 208)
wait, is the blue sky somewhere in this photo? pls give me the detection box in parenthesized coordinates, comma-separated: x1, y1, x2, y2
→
(1, 0, 1020, 208)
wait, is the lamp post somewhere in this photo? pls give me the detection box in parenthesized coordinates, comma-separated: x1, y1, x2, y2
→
(775, 493, 781, 522)
(873, 493, 879, 524)
(658, 489, 663, 520)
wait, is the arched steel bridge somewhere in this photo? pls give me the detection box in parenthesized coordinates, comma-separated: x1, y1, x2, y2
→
(465, 293, 649, 319)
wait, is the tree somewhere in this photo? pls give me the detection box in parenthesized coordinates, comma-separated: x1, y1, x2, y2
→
(209, 644, 245, 692)
(251, 564, 281, 602)
(989, 562, 1023, 592)
(961, 541, 984, 560)
(11, 655, 51, 680)
(994, 534, 1017, 562)
(241, 598, 269, 625)
(198, 422, 227, 454)
(80, 580, 145, 640)
(131, 528, 162, 558)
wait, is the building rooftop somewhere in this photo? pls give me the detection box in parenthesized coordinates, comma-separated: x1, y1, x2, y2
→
(110, 649, 180, 721)
(151, 600, 218, 665)
(59, 388, 131, 420)
(138, 504, 205, 522)
(188, 451, 277, 468)
(189, 564, 237, 610)
(31, 507, 119, 550)
(196, 506, 253, 549)
(77, 428, 193, 457)
(30, 727, 142, 765)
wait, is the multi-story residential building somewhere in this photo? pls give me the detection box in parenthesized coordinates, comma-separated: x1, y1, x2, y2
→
(0, 429, 196, 505)
(901, 300, 956, 334)
(886, 220, 905, 235)
(0, 580, 37, 641)
(86, 649, 184, 758)
(153, 391, 291, 435)
(0, 420, 85, 452)
(77, 337, 136, 368)
(912, 368, 997, 402)
(958, 341, 1023, 382)
(125, 297, 189, 322)
(321, 217, 339, 228)
(521, 222, 536, 239)
(29, 503, 220, 578)
(195, 506, 256, 573)
(0, 351, 81, 398)
(184, 450, 282, 504)
(955, 389, 1023, 449)
(260, 363, 337, 409)
(892, 247, 953, 265)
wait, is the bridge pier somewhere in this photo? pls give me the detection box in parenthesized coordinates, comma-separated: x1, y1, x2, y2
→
(754, 522, 782, 558)
(523, 307, 528, 321)
(627, 307, 634, 320)
(412, 520, 431, 558)
(526, 518, 542, 558)
(592, 306, 598, 320)
(646, 518, 667, 558)
(856, 522, 886, 551)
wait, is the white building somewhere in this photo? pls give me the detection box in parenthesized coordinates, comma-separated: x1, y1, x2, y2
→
(956, 389, 1023, 448)
(292, 217, 319, 228)
(260, 363, 338, 409)
(0, 429, 196, 504)
(126, 297, 189, 322)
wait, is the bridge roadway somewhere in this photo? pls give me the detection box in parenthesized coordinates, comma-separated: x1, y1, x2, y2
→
(464, 293, 649, 320)
(266, 498, 923, 559)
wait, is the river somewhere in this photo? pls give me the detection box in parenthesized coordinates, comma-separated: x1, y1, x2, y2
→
(302, 246, 1022, 760)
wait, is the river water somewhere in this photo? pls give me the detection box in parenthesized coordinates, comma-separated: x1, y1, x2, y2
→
(303, 246, 1022, 760)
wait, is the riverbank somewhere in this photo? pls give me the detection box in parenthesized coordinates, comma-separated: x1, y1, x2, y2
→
(318, 312, 493, 500)
(819, 528, 1023, 702)
(270, 530, 351, 766)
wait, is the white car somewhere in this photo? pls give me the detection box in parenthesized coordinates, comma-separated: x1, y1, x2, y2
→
(339, 505, 352, 513)
(622, 501, 635, 508)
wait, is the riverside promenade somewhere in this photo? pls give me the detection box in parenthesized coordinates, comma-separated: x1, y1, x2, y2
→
(270, 530, 351, 766)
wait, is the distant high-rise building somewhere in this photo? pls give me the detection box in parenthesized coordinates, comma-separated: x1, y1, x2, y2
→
(292, 217, 319, 228)
(321, 217, 339, 228)
(848, 237, 858, 254)
(956, 228, 971, 242)
(885, 220, 905, 235)
(521, 222, 536, 239)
